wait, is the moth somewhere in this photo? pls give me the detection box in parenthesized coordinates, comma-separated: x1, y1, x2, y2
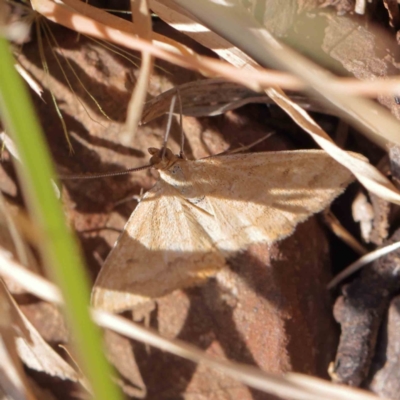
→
(91, 146, 354, 313)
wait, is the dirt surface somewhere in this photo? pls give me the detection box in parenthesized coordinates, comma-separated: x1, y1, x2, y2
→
(5, 21, 343, 399)
(4, 1, 400, 399)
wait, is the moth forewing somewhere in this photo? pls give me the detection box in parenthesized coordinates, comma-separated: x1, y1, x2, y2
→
(91, 184, 227, 313)
(92, 149, 355, 313)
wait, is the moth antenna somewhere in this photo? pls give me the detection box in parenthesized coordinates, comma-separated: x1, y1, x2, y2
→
(177, 88, 185, 159)
(227, 131, 275, 155)
(161, 94, 177, 160)
(59, 163, 153, 181)
(204, 131, 276, 159)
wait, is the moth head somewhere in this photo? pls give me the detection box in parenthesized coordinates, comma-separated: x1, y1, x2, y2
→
(148, 147, 180, 170)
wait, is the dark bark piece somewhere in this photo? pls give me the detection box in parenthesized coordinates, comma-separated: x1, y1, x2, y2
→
(369, 193, 390, 245)
(367, 296, 400, 399)
(332, 228, 400, 386)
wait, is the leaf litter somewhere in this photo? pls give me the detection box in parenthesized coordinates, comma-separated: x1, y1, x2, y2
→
(3, 0, 398, 398)
(0, 254, 385, 400)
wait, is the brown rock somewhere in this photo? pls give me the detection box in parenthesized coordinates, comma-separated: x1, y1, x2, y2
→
(134, 218, 337, 399)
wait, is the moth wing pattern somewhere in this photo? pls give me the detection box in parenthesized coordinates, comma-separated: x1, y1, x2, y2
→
(92, 149, 355, 313)
(187, 150, 354, 249)
(91, 180, 226, 313)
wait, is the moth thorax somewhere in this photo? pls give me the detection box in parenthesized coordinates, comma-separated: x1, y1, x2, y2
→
(148, 147, 180, 171)
(159, 164, 187, 186)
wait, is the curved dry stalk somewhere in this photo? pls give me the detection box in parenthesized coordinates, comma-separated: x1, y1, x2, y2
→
(122, 0, 153, 145)
(30, 0, 400, 97)
(31, 0, 400, 206)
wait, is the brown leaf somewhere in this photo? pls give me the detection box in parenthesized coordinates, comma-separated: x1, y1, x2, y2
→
(141, 78, 264, 123)
(0, 280, 81, 383)
(0, 281, 36, 400)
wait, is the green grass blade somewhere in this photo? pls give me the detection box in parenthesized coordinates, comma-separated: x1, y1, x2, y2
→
(0, 37, 122, 400)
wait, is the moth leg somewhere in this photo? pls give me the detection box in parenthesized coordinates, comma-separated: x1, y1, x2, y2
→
(131, 300, 157, 353)
(113, 188, 146, 209)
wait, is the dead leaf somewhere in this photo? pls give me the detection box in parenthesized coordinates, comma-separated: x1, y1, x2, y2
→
(0, 280, 82, 385)
(141, 78, 265, 122)
(141, 78, 336, 123)
(0, 281, 36, 400)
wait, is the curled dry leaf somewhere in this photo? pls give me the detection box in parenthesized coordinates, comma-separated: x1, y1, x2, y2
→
(13, 306, 81, 383)
(141, 78, 334, 123)
(141, 78, 266, 123)
(0, 277, 81, 386)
